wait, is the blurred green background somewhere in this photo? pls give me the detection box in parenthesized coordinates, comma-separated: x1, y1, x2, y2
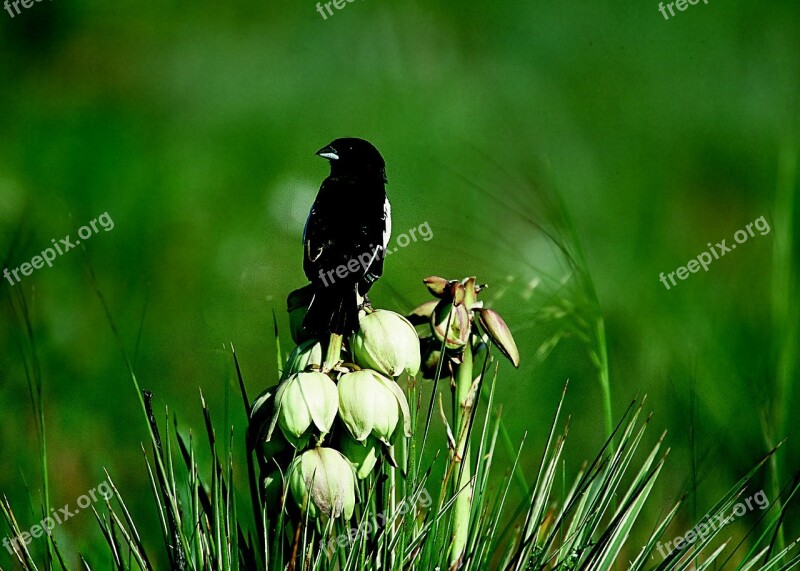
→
(1, 0, 798, 566)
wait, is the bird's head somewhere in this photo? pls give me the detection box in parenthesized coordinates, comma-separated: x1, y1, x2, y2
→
(316, 138, 387, 183)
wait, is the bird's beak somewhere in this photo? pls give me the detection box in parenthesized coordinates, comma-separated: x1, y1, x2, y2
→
(315, 145, 339, 161)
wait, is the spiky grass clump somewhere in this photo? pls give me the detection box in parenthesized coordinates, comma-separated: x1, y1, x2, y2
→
(2, 276, 800, 571)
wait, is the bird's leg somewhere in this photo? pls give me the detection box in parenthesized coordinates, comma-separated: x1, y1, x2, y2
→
(359, 294, 375, 313)
(322, 333, 343, 373)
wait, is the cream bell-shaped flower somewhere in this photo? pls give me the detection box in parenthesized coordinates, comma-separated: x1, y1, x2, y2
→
(281, 339, 324, 379)
(288, 447, 356, 519)
(338, 369, 412, 444)
(351, 310, 421, 377)
(274, 372, 338, 444)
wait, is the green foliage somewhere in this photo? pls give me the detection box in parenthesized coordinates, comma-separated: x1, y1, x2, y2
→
(2, 282, 799, 570)
(2, 4, 798, 557)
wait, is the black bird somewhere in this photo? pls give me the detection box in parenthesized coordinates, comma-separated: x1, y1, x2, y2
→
(301, 138, 391, 337)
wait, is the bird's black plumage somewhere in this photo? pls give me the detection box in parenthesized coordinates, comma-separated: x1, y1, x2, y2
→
(302, 138, 391, 336)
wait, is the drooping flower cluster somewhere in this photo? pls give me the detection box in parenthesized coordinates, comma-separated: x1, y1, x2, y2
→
(248, 305, 420, 521)
(408, 276, 519, 567)
(411, 276, 520, 376)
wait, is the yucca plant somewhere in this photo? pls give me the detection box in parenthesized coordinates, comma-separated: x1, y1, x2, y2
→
(2, 267, 799, 571)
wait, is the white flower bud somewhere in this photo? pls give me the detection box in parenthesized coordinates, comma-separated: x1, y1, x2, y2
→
(275, 372, 338, 444)
(282, 340, 323, 379)
(351, 310, 421, 377)
(288, 448, 356, 519)
(338, 370, 411, 444)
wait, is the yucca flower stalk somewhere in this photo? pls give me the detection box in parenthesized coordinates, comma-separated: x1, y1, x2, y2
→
(411, 275, 520, 568)
(245, 296, 421, 552)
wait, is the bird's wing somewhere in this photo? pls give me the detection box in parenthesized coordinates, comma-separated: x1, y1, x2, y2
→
(360, 197, 391, 290)
(303, 202, 325, 266)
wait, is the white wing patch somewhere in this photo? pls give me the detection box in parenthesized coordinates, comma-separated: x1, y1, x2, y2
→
(361, 198, 391, 282)
(382, 198, 392, 252)
(307, 241, 323, 262)
(304, 205, 324, 262)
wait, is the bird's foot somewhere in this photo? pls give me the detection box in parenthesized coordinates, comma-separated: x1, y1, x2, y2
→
(359, 295, 375, 313)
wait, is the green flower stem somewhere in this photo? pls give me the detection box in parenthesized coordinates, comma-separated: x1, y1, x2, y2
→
(389, 459, 397, 568)
(595, 317, 614, 442)
(450, 341, 473, 569)
(323, 333, 343, 372)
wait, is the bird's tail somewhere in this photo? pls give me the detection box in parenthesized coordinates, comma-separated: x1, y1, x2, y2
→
(303, 285, 360, 337)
